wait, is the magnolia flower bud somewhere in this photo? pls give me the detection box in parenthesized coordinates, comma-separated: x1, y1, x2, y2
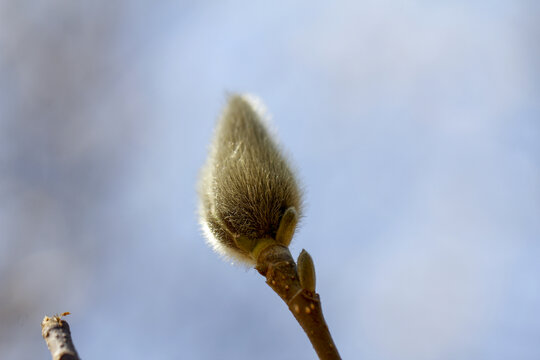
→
(199, 94, 302, 265)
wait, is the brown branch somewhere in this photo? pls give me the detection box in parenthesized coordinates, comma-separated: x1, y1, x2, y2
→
(256, 245, 341, 360)
(41, 314, 80, 360)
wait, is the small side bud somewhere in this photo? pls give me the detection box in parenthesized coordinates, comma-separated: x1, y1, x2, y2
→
(276, 207, 298, 247)
(297, 249, 316, 292)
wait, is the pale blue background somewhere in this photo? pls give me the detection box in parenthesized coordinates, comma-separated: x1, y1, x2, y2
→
(1, 1, 539, 359)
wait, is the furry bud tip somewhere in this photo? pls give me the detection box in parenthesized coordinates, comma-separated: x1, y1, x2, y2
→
(198, 94, 303, 265)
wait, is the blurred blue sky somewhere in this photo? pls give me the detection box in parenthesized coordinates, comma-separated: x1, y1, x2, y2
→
(1, 1, 539, 359)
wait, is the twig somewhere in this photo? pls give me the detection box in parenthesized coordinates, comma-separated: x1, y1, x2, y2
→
(41, 313, 80, 360)
(256, 245, 341, 360)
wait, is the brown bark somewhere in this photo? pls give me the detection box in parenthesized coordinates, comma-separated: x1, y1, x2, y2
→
(256, 245, 341, 360)
(41, 314, 80, 360)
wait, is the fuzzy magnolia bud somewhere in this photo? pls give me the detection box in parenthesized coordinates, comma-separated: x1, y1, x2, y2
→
(199, 94, 302, 265)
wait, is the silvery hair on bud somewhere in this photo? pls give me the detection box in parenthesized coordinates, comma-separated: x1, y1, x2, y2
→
(199, 94, 303, 265)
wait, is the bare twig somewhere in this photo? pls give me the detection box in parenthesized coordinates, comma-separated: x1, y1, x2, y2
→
(41, 313, 80, 360)
(256, 245, 341, 360)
